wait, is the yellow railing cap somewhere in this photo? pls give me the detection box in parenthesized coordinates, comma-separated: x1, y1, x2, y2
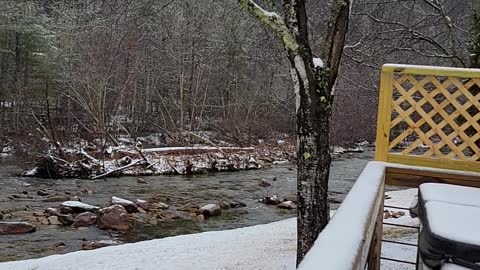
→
(382, 64, 480, 78)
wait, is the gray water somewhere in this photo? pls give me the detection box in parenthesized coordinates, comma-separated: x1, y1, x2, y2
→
(0, 149, 373, 262)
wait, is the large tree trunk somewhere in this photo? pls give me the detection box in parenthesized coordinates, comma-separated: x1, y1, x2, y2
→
(238, 0, 351, 264)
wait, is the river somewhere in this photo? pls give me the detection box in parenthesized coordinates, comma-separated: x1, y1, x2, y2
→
(0, 148, 373, 262)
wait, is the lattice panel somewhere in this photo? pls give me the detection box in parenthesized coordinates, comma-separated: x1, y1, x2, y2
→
(376, 65, 480, 172)
(375, 64, 480, 172)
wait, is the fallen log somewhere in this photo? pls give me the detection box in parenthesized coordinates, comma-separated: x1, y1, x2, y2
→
(91, 160, 143, 180)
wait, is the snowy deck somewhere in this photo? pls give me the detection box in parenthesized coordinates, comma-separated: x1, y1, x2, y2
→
(298, 161, 480, 270)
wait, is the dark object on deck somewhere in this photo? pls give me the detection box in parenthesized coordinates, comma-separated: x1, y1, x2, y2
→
(418, 183, 480, 269)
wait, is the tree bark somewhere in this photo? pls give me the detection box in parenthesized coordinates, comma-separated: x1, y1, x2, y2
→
(238, 0, 351, 264)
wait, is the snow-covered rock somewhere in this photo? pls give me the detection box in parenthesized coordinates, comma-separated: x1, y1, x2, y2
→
(111, 196, 138, 213)
(61, 201, 99, 212)
(23, 167, 38, 177)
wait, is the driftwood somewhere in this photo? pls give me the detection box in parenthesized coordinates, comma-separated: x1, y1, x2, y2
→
(91, 159, 143, 180)
(182, 130, 226, 156)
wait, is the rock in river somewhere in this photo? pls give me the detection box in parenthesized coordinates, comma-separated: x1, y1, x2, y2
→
(277, 201, 296, 210)
(37, 190, 50, 196)
(97, 205, 129, 231)
(57, 214, 74, 226)
(0, 222, 36, 235)
(61, 201, 99, 213)
(82, 240, 119, 250)
(259, 195, 281, 205)
(135, 199, 149, 211)
(197, 204, 221, 218)
(73, 212, 97, 228)
(111, 196, 138, 213)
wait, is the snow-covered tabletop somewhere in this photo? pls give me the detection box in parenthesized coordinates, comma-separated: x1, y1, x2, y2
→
(425, 201, 480, 246)
(420, 183, 480, 208)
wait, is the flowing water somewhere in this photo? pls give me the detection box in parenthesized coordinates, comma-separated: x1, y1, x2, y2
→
(0, 149, 373, 262)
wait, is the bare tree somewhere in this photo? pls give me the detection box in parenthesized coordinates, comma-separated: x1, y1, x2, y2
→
(238, 0, 351, 263)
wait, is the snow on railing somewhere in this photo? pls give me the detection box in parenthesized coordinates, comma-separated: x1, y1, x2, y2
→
(298, 161, 386, 270)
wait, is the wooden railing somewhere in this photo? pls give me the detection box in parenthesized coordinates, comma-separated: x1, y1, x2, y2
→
(297, 162, 386, 270)
(298, 64, 480, 270)
(375, 64, 480, 172)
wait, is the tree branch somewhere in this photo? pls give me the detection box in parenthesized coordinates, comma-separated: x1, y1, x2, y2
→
(238, 0, 299, 52)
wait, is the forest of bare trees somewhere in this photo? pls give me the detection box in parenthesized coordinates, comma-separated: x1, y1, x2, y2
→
(0, 0, 478, 155)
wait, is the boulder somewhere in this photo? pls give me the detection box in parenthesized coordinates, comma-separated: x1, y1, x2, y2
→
(230, 201, 246, 208)
(97, 205, 129, 231)
(259, 195, 281, 205)
(219, 201, 231, 210)
(0, 222, 36, 235)
(119, 156, 132, 166)
(37, 190, 50, 196)
(61, 201, 99, 213)
(57, 214, 74, 226)
(47, 216, 62, 225)
(51, 242, 66, 252)
(59, 206, 74, 214)
(277, 201, 296, 210)
(73, 212, 97, 228)
(197, 204, 221, 217)
(111, 196, 138, 213)
(135, 199, 149, 211)
(196, 214, 205, 223)
(82, 240, 119, 250)
(137, 178, 147, 184)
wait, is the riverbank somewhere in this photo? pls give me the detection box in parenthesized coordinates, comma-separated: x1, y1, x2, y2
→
(21, 138, 369, 179)
(0, 188, 418, 270)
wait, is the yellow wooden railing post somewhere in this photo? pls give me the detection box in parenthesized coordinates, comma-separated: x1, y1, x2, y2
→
(375, 68, 394, 162)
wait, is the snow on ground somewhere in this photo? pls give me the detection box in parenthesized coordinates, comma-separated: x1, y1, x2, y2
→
(0, 189, 419, 270)
(382, 189, 419, 270)
(0, 219, 297, 270)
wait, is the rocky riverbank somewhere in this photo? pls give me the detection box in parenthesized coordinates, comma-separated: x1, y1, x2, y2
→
(23, 140, 370, 180)
(1, 190, 297, 258)
(24, 144, 295, 179)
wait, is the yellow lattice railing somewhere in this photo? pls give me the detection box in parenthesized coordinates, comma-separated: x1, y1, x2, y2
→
(375, 64, 480, 172)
